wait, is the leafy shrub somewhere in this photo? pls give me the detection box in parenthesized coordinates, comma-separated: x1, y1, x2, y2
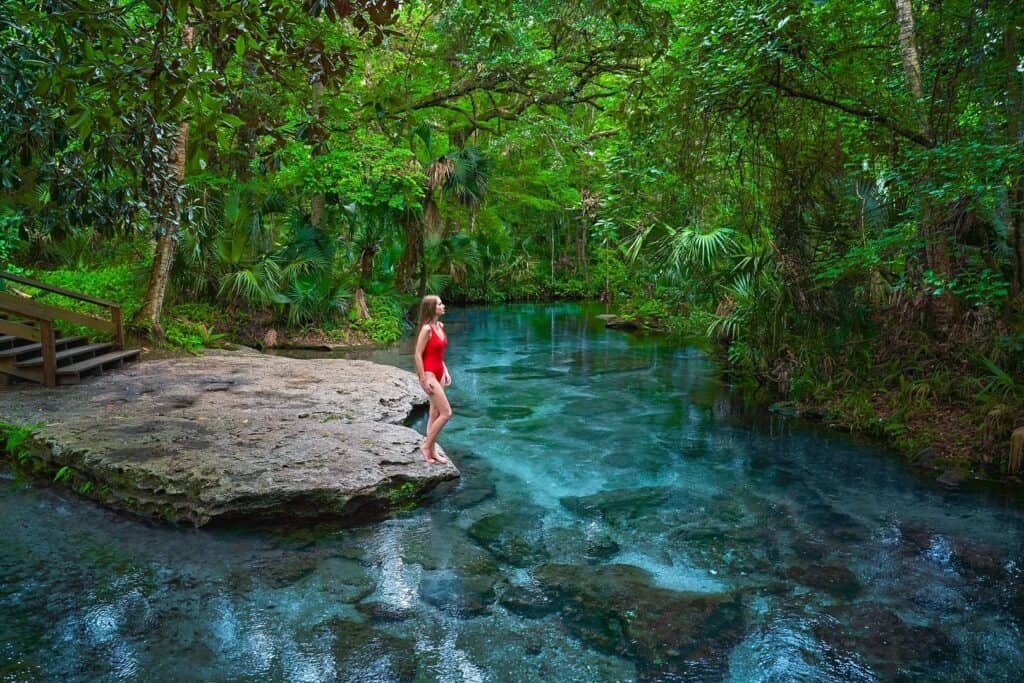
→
(350, 295, 406, 344)
(1, 421, 42, 465)
(26, 264, 146, 319)
(168, 302, 223, 328)
(165, 319, 227, 355)
(0, 208, 25, 272)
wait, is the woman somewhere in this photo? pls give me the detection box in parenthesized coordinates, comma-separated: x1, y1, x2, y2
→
(414, 295, 452, 465)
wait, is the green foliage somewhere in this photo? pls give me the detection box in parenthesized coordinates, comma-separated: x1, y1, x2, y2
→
(165, 319, 227, 355)
(0, 208, 25, 269)
(350, 295, 406, 345)
(27, 264, 146, 319)
(0, 422, 43, 464)
(278, 135, 423, 212)
(955, 269, 1010, 310)
(386, 480, 423, 511)
(167, 302, 223, 328)
(976, 357, 1022, 402)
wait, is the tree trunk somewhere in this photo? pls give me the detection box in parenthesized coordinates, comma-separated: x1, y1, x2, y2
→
(417, 251, 428, 300)
(133, 23, 194, 338)
(895, 0, 925, 101)
(310, 81, 326, 230)
(354, 245, 375, 319)
(895, 0, 954, 326)
(396, 213, 423, 294)
(1007, 20, 1024, 297)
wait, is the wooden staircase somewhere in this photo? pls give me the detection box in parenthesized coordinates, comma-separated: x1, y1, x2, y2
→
(0, 271, 141, 387)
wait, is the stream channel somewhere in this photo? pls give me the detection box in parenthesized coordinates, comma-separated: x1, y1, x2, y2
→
(2, 303, 1023, 681)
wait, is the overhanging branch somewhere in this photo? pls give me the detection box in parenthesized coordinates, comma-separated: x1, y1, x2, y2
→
(767, 78, 935, 148)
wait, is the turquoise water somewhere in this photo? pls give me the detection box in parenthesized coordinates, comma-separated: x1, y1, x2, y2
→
(2, 303, 1023, 681)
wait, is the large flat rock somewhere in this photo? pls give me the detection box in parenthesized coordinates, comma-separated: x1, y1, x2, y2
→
(1, 350, 458, 525)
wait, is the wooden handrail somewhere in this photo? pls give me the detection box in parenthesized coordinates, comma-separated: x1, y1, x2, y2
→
(0, 272, 128, 386)
(0, 292, 112, 334)
(0, 303, 58, 387)
(0, 273, 124, 350)
(0, 318, 45, 342)
(0, 270, 119, 308)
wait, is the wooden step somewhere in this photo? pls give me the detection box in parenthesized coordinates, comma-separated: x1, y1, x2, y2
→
(0, 362, 44, 384)
(58, 349, 141, 383)
(0, 336, 89, 359)
(0, 340, 44, 359)
(15, 341, 113, 368)
(0, 334, 30, 350)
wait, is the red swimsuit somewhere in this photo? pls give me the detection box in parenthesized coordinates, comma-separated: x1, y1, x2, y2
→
(422, 323, 447, 381)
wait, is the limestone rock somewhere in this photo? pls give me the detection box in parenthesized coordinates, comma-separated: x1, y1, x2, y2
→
(1, 351, 458, 525)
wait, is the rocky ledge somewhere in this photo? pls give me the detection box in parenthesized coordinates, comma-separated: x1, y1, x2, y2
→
(0, 350, 458, 526)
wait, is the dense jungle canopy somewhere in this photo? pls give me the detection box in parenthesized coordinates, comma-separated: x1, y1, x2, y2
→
(1, 0, 1023, 470)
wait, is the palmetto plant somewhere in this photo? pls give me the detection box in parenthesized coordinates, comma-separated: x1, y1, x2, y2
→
(707, 267, 787, 374)
(272, 211, 351, 326)
(427, 232, 483, 286)
(175, 184, 286, 306)
(399, 123, 491, 296)
(273, 273, 351, 327)
(626, 220, 737, 283)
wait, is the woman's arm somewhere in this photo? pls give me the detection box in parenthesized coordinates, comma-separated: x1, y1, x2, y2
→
(414, 324, 434, 394)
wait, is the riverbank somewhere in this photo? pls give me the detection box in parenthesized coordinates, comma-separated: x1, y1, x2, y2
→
(590, 308, 1024, 485)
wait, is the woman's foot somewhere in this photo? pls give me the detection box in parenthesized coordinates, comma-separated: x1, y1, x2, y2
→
(420, 442, 438, 464)
(431, 447, 450, 465)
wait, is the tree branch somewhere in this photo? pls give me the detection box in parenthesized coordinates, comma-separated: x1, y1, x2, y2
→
(767, 78, 934, 148)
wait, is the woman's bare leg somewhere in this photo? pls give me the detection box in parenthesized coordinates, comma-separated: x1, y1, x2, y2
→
(421, 375, 452, 464)
(427, 403, 438, 444)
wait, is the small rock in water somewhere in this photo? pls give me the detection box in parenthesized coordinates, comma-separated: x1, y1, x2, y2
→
(937, 469, 966, 487)
(467, 511, 548, 567)
(769, 401, 799, 417)
(784, 564, 862, 600)
(498, 583, 559, 619)
(602, 316, 640, 331)
(355, 600, 416, 622)
(328, 618, 418, 680)
(419, 570, 500, 617)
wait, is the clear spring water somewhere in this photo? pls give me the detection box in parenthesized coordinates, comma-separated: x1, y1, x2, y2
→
(2, 303, 1023, 681)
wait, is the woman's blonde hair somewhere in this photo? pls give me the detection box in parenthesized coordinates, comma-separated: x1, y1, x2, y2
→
(417, 295, 440, 328)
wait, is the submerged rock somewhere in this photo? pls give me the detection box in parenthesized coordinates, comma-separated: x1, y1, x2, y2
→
(498, 582, 559, 619)
(785, 564, 862, 600)
(0, 351, 458, 525)
(467, 511, 549, 567)
(814, 604, 956, 678)
(534, 563, 744, 678)
(560, 487, 677, 523)
(328, 618, 418, 679)
(546, 526, 621, 563)
(441, 454, 497, 510)
(355, 600, 416, 622)
(253, 552, 322, 588)
(419, 570, 501, 617)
